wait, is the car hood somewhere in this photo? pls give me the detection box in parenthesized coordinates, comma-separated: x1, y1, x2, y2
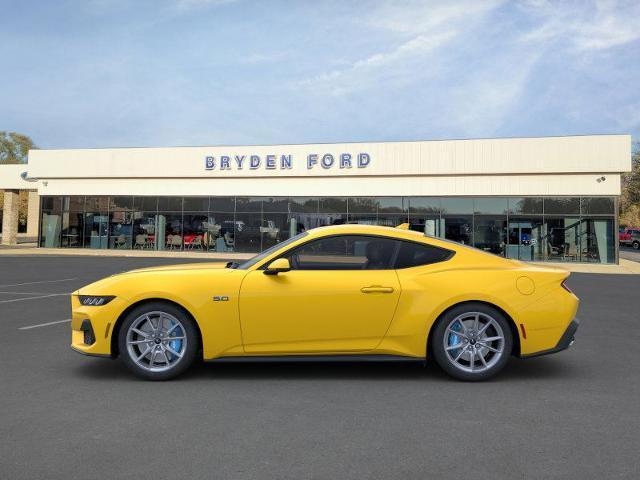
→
(73, 262, 234, 296)
(122, 262, 230, 274)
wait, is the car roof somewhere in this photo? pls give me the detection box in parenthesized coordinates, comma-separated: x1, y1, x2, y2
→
(245, 223, 517, 271)
(304, 224, 461, 250)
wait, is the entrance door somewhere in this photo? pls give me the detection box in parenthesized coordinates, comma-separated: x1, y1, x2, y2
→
(239, 235, 402, 353)
(508, 220, 543, 261)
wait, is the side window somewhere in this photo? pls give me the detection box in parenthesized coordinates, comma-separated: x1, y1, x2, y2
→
(394, 241, 453, 269)
(285, 235, 399, 270)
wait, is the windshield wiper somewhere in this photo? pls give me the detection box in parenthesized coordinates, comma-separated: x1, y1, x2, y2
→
(225, 261, 240, 269)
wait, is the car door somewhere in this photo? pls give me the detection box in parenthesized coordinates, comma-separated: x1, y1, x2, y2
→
(239, 235, 402, 353)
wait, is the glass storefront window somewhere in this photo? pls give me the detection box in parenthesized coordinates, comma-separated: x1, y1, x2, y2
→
(133, 212, 157, 249)
(474, 198, 508, 215)
(377, 197, 405, 214)
(288, 212, 315, 233)
(317, 212, 347, 227)
(289, 197, 318, 213)
(37, 195, 618, 264)
(183, 213, 209, 250)
(109, 211, 132, 249)
(544, 197, 580, 215)
(40, 197, 63, 247)
(348, 198, 378, 213)
(377, 214, 408, 228)
(262, 197, 290, 213)
(207, 212, 234, 252)
(508, 197, 542, 215)
(156, 213, 183, 250)
(183, 197, 209, 212)
(158, 197, 183, 212)
(507, 218, 544, 261)
(474, 216, 507, 255)
(319, 197, 347, 213)
(261, 212, 289, 249)
(85, 196, 109, 213)
(209, 197, 235, 213)
(110, 196, 133, 211)
(443, 216, 472, 245)
(441, 198, 473, 215)
(409, 197, 441, 216)
(84, 213, 109, 249)
(134, 196, 158, 212)
(84, 196, 109, 249)
(581, 197, 614, 215)
(235, 197, 262, 212)
(234, 213, 262, 252)
(347, 214, 378, 225)
(61, 197, 84, 248)
(579, 218, 614, 263)
(543, 217, 581, 261)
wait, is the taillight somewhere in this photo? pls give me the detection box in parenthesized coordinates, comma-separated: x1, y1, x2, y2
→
(561, 279, 573, 294)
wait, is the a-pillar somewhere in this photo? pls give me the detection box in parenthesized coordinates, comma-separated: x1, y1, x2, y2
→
(1, 189, 20, 245)
(26, 190, 40, 238)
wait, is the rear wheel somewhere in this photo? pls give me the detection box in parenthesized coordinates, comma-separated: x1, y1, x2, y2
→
(633, 241, 640, 250)
(118, 302, 198, 380)
(431, 303, 513, 381)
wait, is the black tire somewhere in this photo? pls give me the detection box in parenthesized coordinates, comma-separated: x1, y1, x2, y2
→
(117, 301, 199, 380)
(633, 241, 640, 250)
(431, 303, 513, 381)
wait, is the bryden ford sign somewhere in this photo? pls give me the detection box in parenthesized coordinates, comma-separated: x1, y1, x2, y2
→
(205, 152, 371, 171)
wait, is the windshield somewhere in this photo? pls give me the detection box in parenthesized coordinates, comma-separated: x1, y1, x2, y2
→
(235, 231, 309, 270)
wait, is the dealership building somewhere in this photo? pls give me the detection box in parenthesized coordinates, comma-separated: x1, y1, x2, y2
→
(0, 134, 631, 264)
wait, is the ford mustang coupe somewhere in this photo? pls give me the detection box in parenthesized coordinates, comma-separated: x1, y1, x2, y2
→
(71, 224, 579, 381)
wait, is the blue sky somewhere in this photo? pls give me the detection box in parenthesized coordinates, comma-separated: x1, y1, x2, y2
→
(1, 0, 639, 149)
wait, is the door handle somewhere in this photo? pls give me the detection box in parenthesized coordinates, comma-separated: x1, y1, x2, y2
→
(360, 286, 395, 294)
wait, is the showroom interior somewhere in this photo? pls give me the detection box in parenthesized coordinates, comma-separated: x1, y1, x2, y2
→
(39, 194, 616, 263)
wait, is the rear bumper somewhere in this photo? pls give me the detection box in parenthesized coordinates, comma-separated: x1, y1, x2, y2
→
(520, 318, 579, 359)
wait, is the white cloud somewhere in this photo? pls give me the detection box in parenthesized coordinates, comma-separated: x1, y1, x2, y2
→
(368, 0, 505, 35)
(519, 0, 640, 51)
(298, 31, 455, 95)
(297, 0, 506, 96)
(440, 52, 542, 136)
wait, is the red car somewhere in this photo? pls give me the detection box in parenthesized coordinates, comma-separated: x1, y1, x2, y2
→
(620, 227, 640, 249)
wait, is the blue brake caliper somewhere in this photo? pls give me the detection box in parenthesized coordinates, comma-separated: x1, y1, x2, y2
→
(449, 321, 462, 355)
(167, 320, 183, 360)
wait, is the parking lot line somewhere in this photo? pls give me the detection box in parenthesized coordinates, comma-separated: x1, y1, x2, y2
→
(0, 293, 68, 304)
(0, 278, 78, 288)
(19, 319, 72, 330)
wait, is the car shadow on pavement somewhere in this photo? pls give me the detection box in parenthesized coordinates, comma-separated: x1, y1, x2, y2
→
(71, 355, 579, 383)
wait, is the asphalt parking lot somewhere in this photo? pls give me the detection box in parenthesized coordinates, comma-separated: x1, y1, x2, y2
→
(620, 245, 640, 263)
(0, 256, 639, 479)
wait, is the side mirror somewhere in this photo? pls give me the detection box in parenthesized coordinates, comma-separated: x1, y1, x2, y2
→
(264, 258, 291, 275)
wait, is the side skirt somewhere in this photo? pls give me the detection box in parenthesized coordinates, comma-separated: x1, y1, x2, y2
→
(206, 354, 426, 363)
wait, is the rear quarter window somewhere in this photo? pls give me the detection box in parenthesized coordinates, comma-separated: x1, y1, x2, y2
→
(394, 240, 454, 269)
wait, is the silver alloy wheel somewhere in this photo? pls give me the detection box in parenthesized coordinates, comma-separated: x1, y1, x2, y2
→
(125, 311, 187, 373)
(443, 311, 505, 373)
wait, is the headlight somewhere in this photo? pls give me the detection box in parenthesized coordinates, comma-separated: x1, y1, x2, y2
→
(78, 295, 115, 306)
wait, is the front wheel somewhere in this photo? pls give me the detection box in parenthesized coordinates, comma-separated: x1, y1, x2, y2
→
(118, 302, 198, 380)
(431, 303, 513, 381)
(633, 241, 640, 250)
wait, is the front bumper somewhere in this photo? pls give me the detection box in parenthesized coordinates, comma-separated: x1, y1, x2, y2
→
(521, 318, 579, 358)
(70, 294, 128, 357)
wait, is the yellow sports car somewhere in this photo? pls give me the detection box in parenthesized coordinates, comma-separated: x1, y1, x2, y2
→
(71, 224, 579, 381)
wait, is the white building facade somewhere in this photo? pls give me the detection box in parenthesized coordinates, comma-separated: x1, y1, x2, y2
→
(0, 134, 631, 263)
